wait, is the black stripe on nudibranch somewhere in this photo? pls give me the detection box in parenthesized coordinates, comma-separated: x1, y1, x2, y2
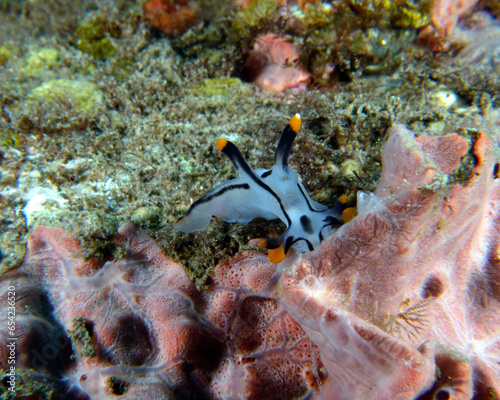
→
(275, 124, 297, 168)
(284, 236, 295, 254)
(261, 170, 272, 178)
(297, 184, 317, 212)
(252, 177, 292, 227)
(183, 183, 251, 215)
(300, 215, 313, 234)
(323, 215, 343, 228)
(284, 235, 314, 253)
(218, 139, 292, 227)
(218, 140, 253, 175)
(303, 239, 314, 251)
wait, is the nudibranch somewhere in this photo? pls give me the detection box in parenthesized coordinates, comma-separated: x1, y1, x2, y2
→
(174, 114, 347, 263)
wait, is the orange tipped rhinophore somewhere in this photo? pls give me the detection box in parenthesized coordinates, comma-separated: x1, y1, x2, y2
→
(217, 138, 228, 151)
(289, 114, 301, 134)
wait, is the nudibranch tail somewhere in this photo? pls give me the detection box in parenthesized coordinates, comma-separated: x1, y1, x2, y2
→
(174, 113, 349, 264)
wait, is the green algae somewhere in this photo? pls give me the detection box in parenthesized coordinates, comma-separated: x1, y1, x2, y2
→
(191, 77, 243, 96)
(327, 0, 431, 30)
(0, 369, 57, 400)
(67, 316, 97, 359)
(232, 0, 280, 37)
(131, 206, 162, 229)
(29, 78, 103, 115)
(20, 48, 60, 76)
(0, 44, 15, 66)
(298, 1, 425, 79)
(70, 16, 117, 60)
(110, 56, 135, 80)
(0, 129, 22, 147)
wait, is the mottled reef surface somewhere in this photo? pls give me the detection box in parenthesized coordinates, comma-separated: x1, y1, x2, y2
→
(1, 0, 499, 282)
(1, 0, 500, 399)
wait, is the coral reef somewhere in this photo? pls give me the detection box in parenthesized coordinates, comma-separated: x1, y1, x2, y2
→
(2, 0, 499, 271)
(2, 123, 498, 399)
(1, 7, 499, 400)
(279, 126, 500, 398)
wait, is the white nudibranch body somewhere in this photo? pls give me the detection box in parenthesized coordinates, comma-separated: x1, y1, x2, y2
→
(174, 114, 347, 263)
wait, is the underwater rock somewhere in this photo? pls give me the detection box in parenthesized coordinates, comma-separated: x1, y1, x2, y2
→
(20, 48, 60, 76)
(2, 124, 499, 399)
(29, 78, 103, 115)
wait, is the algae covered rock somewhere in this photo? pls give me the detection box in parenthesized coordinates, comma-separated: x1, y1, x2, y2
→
(30, 78, 103, 115)
(70, 16, 118, 60)
(21, 48, 60, 76)
(191, 77, 243, 96)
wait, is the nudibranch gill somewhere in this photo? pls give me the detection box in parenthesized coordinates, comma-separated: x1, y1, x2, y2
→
(174, 114, 348, 263)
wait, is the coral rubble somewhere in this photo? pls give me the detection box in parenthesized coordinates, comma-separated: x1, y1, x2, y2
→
(2, 123, 499, 399)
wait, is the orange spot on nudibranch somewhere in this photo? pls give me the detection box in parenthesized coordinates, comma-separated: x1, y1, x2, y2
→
(338, 194, 348, 204)
(259, 239, 287, 264)
(268, 246, 286, 264)
(341, 207, 357, 223)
